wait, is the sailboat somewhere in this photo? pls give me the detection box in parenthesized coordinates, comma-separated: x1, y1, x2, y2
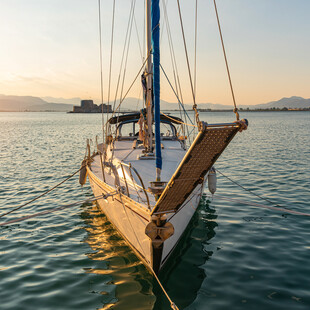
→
(81, 0, 248, 275)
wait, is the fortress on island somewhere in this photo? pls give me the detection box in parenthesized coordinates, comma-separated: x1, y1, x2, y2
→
(72, 100, 112, 113)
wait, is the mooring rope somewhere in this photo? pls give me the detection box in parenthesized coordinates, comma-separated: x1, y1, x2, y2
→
(1, 187, 179, 309)
(0, 193, 119, 227)
(215, 168, 310, 217)
(0, 198, 95, 227)
(215, 168, 287, 210)
(213, 194, 310, 217)
(149, 267, 179, 310)
(0, 165, 86, 220)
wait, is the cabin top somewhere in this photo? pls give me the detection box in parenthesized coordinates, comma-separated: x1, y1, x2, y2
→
(108, 112, 183, 125)
(107, 112, 185, 141)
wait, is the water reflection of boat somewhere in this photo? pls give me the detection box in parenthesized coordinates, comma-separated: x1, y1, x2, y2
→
(83, 195, 218, 309)
(83, 203, 156, 310)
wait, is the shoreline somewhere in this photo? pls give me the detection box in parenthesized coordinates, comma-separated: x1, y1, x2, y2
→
(1, 109, 309, 113)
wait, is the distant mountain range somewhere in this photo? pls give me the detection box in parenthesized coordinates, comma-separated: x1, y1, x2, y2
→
(247, 96, 310, 109)
(0, 94, 309, 112)
(118, 96, 310, 110)
(41, 96, 81, 105)
(0, 95, 74, 112)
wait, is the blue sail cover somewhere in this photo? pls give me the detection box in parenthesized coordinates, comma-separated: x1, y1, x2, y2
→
(151, 0, 162, 171)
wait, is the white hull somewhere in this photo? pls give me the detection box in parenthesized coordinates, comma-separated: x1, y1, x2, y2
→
(87, 159, 205, 271)
(161, 181, 205, 267)
(87, 166, 152, 266)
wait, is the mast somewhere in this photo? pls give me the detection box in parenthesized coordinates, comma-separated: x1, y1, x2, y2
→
(146, 0, 153, 153)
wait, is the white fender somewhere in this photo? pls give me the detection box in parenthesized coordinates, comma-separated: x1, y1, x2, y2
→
(208, 167, 217, 195)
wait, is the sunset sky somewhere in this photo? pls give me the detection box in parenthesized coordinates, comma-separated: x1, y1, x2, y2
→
(0, 0, 309, 106)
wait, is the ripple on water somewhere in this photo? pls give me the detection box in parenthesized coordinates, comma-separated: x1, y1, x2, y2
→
(1, 111, 310, 309)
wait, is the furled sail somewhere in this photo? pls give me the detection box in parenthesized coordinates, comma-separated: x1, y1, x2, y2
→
(151, 0, 162, 179)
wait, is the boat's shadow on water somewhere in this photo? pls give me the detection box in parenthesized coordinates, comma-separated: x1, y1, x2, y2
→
(81, 195, 217, 310)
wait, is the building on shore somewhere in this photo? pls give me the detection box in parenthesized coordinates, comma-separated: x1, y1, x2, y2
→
(72, 100, 112, 113)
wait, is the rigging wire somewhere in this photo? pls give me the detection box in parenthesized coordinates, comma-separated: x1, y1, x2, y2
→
(162, 0, 183, 104)
(107, 0, 116, 122)
(176, 0, 200, 125)
(213, 0, 240, 120)
(194, 0, 198, 97)
(112, 0, 135, 113)
(108, 53, 151, 120)
(161, 112, 197, 128)
(120, 0, 136, 102)
(159, 0, 166, 43)
(112, 0, 136, 163)
(135, 87, 143, 110)
(159, 64, 195, 126)
(133, 10, 144, 63)
(162, 0, 193, 142)
(162, 1, 181, 109)
(98, 0, 105, 144)
(143, 0, 146, 62)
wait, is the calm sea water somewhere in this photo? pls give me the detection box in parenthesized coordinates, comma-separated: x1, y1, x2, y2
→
(0, 111, 309, 310)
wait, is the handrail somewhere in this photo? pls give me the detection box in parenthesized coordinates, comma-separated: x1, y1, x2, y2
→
(126, 166, 145, 204)
(100, 159, 121, 188)
(95, 137, 106, 182)
(120, 163, 130, 197)
(98, 157, 151, 209)
(120, 162, 151, 209)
